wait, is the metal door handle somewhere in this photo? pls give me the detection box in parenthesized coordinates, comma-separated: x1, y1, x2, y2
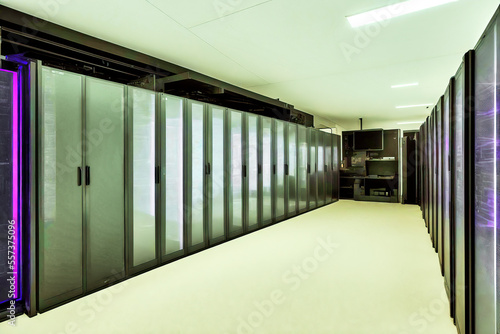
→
(77, 167, 82, 186)
(85, 166, 90, 186)
(155, 166, 160, 184)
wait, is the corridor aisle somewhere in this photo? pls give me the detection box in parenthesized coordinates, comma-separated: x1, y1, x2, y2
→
(1, 201, 457, 334)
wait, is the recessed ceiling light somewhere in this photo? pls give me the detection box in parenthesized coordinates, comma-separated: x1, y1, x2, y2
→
(397, 121, 424, 125)
(396, 104, 433, 109)
(347, 0, 458, 28)
(391, 83, 419, 88)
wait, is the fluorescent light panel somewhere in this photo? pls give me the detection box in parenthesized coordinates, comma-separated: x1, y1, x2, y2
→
(347, 0, 458, 28)
(396, 103, 433, 109)
(391, 82, 419, 88)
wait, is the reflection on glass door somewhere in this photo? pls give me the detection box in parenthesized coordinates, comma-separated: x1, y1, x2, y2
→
(162, 95, 184, 258)
(309, 129, 317, 209)
(209, 106, 225, 243)
(229, 110, 243, 236)
(298, 125, 308, 212)
(317, 131, 325, 206)
(129, 87, 156, 269)
(473, 23, 497, 334)
(261, 117, 272, 225)
(187, 101, 205, 251)
(325, 133, 333, 203)
(247, 114, 259, 229)
(287, 123, 297, 216)
(275, 120, 286, 221)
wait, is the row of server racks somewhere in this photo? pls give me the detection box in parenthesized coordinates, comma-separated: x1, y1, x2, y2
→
(0, 59, 341, 318)
(419, 7, 499, 334)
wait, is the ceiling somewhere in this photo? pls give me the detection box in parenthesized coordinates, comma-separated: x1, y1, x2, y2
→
(2, 0, 498, 128)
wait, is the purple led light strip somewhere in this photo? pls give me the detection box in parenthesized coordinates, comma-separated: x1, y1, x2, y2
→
(12, 70, 19, 300)
(1, 69, 19, 301)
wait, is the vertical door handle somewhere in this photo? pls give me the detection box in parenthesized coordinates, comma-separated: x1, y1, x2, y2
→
(155, 166, 160, 184)
(243, 165, 247, 178)
(77, 167, 82, 186)
(258, 165, 262, 174)
(307, 164, 310, 174)
(273, 165, 276, 175)
(208, 163, 211, 175)
(85, 166, 90, 186)
(285, 164, 289, 175)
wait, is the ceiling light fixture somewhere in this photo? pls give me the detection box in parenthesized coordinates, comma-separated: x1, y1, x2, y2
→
(397, 121, 424, 125)
(396, 104, 433, 109)
(391, 82, 419, 88)
(347, 0, 459, 28)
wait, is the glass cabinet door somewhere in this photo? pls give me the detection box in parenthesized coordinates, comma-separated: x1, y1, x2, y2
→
(473, 20, 498, 334)
(324, 132, 333, 204)
(246, 114, 259, 230)
(161, 94, 184, 259)
(287, 123, 298, 217)
(261, 117, 273, 225)
(228, 110, 243, 237)
(309, 129, 317, 209)
(298, 125, 308, 212)
(85, 77, 126, 292)
(186, 100, 206, 252)
(208, 105, 225, 244)
(317, 130, 325, 206)
(128, 87, 156, 270)
(274, 120, 286, 222)
(332, 135, 340, 201)
(39, 67, 84, 310)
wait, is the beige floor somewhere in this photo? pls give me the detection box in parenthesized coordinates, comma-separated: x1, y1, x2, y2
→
(1, 200, 457, 334)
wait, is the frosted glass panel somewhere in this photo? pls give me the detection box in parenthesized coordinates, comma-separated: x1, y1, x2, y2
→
(210, 107, 225, 240)
(288, 124, 297, 215)
(39, 67, 83, 309)
(317, 132, 325, 206)
(298, 126, 308, 210)
(189, 102, 205, 246)
(247, 115, 258, 227)
(262, 117, 272, 223)
(130, 87, 156, 267)
(275, 121, 285, 219)
(85, 77, 125, 291)
(230, 111, 243, 233)
(309, 130, 317, 208)
(163, 95, 183, 254)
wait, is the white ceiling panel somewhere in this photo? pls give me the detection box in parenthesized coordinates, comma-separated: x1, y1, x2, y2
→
(146, 0, 272, 28)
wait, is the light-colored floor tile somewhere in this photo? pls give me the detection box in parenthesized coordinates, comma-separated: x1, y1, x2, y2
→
(1, 200, 457, 334)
